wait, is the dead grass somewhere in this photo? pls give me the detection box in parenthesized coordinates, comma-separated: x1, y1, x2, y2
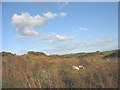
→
(2, 52, 118, 88)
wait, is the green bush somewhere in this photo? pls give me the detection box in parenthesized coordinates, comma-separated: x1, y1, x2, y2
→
(1, 51, 16, 56)
(27, 51, 46, 56)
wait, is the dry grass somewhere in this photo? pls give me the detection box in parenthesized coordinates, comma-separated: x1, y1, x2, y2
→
(2, 51, 118, 88)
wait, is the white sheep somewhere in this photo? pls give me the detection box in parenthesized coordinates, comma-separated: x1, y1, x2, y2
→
(78, 65, 85, 69)
(72, 66, 79, 70)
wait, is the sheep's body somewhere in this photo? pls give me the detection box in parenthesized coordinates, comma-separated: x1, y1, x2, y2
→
(72, 66, 79, 70)
(78, 65, 85, 69)
(72, 65, 85, 70)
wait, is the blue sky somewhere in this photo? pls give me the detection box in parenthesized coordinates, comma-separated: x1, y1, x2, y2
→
(2, 2, 118, 55)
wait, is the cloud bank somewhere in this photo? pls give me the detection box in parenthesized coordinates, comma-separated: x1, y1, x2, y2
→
(29, 33, 73, 43)
(12, 12, 66, 36)
(44, 36, 117, 54)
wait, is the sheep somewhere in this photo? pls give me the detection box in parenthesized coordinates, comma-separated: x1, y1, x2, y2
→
(78, 65, 85, 69)
(72, 66, 79, 70)
(72, 65, 85, 70)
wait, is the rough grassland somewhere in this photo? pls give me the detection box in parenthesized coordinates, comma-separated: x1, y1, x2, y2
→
(2, 51, 118, 88)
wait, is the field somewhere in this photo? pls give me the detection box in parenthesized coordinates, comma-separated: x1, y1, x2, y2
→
(1, 50, 119, 88)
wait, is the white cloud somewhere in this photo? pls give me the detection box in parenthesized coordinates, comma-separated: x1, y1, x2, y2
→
(55, 34, 70, 41)
(12, 13, 43, 36)
(12, 12, 66, 36)
(79, 27, 88, 32)
(59, 12, 67, 17)
(43, 12, 57, 19)
(33, 33, 72, 43)
(43, 12, 66, 19)
(74, 27, 88, 35)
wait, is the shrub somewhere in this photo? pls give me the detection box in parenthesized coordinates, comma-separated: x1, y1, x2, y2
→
(1, 51, 15, 56)
(27, 51, 46, 56)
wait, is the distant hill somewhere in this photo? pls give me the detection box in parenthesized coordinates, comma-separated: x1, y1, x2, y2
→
(103, 49, 120, 58)
(58, 51, 104, 58)
(1, 49, 120, 58)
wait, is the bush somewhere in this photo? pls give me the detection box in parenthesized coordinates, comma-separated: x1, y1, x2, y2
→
(27, 51, 46, 56)
(1, 51, 15, 56)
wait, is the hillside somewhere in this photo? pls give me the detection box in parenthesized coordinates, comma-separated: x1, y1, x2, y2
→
(1, 50, 119, 88)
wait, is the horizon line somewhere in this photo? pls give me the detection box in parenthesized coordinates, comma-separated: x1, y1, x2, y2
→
(1, 49, 119, 56)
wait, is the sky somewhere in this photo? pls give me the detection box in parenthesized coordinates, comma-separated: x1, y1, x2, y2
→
(2, 2, 118, 55)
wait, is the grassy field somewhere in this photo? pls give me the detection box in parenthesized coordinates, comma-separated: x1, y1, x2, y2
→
(1, 50, 119, 88)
